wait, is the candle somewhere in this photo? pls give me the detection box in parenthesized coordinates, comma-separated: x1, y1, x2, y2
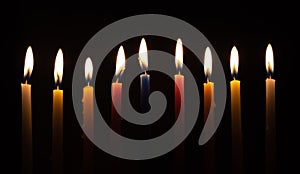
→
(138, 38, 150, 113)
(265, 44, 276, 174)
(230, 46, 243, 174)
(111, 46, 125, 134)
(203, 47, 216, 174)
(21, 46, 34, 174)
(52, 49, 64, 174)
(174, 38, 185, 169)
(82, 57, 94, 173)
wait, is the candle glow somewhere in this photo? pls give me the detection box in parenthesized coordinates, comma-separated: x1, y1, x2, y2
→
(54, 49, 64, 87)
(85, 57, 93, 83)
(204, 47, 212, 79)
(138, 38, 148, 72)
(115, 46, 126, 81)
(175, 38, 183, 73)
(24, 46, 34, 80)
(266, 44, 274, 76)
(230, 46, 239, 78)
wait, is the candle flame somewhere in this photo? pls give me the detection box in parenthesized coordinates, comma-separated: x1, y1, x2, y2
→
(175, 38, 183, 73)
(138, 38, 148, 71)
(24, 46, 34, 80)
(85, 57, 93, 83)
(54, 49, 64, 86)
(266, 43, 274, 75)
(230, 46, 239, 77)
(204, 47, 212, 78)
(115, 46, 126, 80)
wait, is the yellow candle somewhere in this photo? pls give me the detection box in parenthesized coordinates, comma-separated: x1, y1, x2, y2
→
(265, 44, 276, 174)
(230, 46, 243, 173)
(21, 46, 34, 174)
(203, 47, 216, 174)
(52, 49, 64, 174)
(82, 57, 94, 173)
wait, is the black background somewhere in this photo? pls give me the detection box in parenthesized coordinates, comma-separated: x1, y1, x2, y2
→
(4, 0, 298, 174)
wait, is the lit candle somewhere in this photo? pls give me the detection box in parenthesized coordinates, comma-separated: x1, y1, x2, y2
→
(174, 38, 185, 168)
(203, 47, 216, 174)
(138, 38, 150, 112)
(265, 44, 276, 174)
(52, 49, 64, 174)
(21, 46, 34, 174)
(82, 57, 94, 173)
(111, 46, 125, 134)
(230, 46, 243, 173)
(174, 38, 184, 121)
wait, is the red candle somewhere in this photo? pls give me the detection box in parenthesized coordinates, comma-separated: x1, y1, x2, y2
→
(111, 46, 125, 134)
(174, 38, 185, 170)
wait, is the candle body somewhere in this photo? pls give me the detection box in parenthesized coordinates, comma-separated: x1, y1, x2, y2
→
(140, 74, 150, 112)
(203, 81, 216, 174)
(21, 83, 32, 174)
(52, 89, 63, 174)
(174, 74, 185, 170)
(111, 83, 122, 134)
(174, 74, 184, 120)
(266, 78, 276, 174)
(230, 80, 243, 173)
(82, 86, 94, 173)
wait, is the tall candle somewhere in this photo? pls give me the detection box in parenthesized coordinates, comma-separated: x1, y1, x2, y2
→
(230, 46, 243, 174)
(174, 39, 185, 170)
(203, 47, 216, 174)
(111, 46, 125, 134)
(265, 44, 276, 174)
(138, 38, 150, 113)
(82, 57, 94, 173)
(21, 46, 34, 174)
(52, 49, 64, 174)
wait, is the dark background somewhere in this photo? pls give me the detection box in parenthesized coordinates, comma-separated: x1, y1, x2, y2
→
(4, 0, 298, 174)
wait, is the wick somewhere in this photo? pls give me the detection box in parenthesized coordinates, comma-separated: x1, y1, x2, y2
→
(25, 80, 28, 84)
(116, 78, 119, 83)
(178, 71, 181, 75)
(57, 86, 59, 90)
(207, 77, 209, 83)
(88, 82, 90, 86)
(144, 70, 147, 75)
(233, 76, 236, 80)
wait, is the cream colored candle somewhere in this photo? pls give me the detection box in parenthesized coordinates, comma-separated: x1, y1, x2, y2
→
(82, 57, 94, 173)
(230, 46, 243, 173)
(52, 49, 64, 174)
(21, 46, 34, 174)
(265, 44, 276, 174)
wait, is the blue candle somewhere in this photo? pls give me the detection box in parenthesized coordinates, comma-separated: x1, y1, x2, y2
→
(138, 38, 150, 112)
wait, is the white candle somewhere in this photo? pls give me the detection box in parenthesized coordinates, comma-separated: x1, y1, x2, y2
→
(230, 46, 243, 174)
(21, 46, 34, 174)
(52, 49, 64, 174)
(265, 44, 276, 174)
(82, 57, 94, 173)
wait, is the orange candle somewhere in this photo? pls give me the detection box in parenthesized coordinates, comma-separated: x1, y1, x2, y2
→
(21, 46, 34, 174)
(52, 49, 64, 174)
(230, 46, 243, 173)
(111, 46, 125, 134)
(265, 44, 276, 174)
(203, 47, 216, 174)
(82, 57, 94, 173)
